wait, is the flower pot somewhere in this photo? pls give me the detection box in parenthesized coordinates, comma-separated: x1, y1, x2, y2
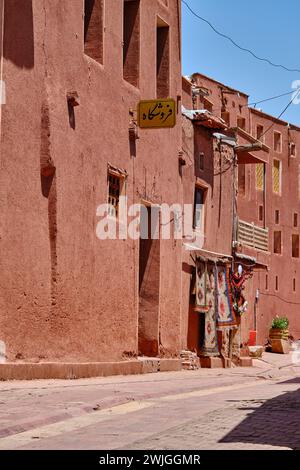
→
(269, 328, 289, 340)
(270, 339, 290, 354)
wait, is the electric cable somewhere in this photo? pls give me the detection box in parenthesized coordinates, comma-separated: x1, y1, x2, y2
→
(182, 0, 300, 73)
(259, 90, 300, 139)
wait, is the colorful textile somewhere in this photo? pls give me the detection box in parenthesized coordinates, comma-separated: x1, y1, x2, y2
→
(230, 270, 248, 316)
(195, 262, 208, 311)
(195, 261, 237, 356)
(200, 263, 219, 356)
(216, 266, 236, 327)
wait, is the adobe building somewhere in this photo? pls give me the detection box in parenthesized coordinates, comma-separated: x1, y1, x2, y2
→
(239, 108, 300, 343)
(0, 0, 184, 376)
(183, 71, 300, 352)
(181, 76, 258, 367)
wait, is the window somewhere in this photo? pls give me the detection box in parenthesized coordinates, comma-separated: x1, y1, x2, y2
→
(259, 205, 264, 222)
(289, 142, 296, 157)
(108, 172, 125, 217)
(265, 274, 268, 291)
(84, 0, 104, 64)
(273, 131, 282, 153)
(123, 0, 140, 87)
(293, 278, 296, 292)
(292, 234, 299, 258)
(294, 213, 298, 228)
(193, 187, 205, 230)
(273, 231, 281, 254)
(255, 163, 264, 191)
(275, 275, 279, 291)
(237, 117, 246, 130)
(221, 111, 230, 126)
(256, 125, 264, 141)
(156, 19, 170, 98)
(275, 210, 280, 225)
(195, 153, 204, 172)
(238, 164, 246, 195)
(203, 98, 213, 113)
(273, 159, 281, 194)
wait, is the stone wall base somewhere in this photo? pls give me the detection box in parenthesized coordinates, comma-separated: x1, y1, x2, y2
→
(0, 358, 182, 381)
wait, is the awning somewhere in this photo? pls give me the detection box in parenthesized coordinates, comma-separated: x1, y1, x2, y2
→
(185, 246, 232, 264)
(234, 252, 268, 270)
(236, 151, 268, 165)
(182, 106, 227, 130)
(230, 127, 270, 165)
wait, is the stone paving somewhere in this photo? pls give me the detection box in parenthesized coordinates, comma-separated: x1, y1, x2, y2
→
(0, 354, 299, 450)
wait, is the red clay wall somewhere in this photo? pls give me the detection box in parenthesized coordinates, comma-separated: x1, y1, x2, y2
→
(0, 0, 183, 362)
(238, 110, 300, 343)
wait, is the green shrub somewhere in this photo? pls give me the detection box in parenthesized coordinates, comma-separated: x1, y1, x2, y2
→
(271, 316, 289, 330)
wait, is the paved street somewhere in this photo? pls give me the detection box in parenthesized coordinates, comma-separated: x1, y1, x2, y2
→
(0, 355, 300, 450)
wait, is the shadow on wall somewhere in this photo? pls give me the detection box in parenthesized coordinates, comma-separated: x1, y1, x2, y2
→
(220, 377, 300, 450)
(4, 0, 34, 69)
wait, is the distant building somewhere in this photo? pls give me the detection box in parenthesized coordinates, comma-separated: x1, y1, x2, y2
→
(182, 72, 300, 355)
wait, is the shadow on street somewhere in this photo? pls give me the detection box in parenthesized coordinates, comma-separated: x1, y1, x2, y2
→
(220, 378, 300, 450)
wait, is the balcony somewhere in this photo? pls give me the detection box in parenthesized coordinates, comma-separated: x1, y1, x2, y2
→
(237, 219, 269, 252)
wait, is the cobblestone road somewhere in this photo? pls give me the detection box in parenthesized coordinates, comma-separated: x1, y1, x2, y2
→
(0, 358, 299, 450)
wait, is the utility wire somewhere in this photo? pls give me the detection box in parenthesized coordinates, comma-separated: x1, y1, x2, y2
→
(260, 291, 300, 306)
(198, 87, 300, 114)
(247, 89, 300, 108)
(182, 0, 300, 73)
(259, 89, 300, 139)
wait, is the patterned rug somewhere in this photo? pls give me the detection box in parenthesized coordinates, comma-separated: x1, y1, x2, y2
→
(216, 266, 237, 327)
(196, 261, 219, 356)
(196, 261, 237, 356)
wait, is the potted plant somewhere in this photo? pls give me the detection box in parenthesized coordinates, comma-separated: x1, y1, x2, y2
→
(269, 316, 290, 354)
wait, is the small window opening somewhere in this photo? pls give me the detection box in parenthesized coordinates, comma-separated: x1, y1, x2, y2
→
(274, 132, 282, 153)
(237, 117, 246, 130)
(274, 231, 282, 254)
(292, 234, 299, 258)
(123, 0, 140, 87)
(108, 172, 125, 218)
(256, 125, 264, 141)
(84, 0, 104, 64)
(193, 187, 205, 230)
(289, 143, 296, 157)
(156, 19, 170, 98)
(294, 213, 298, 228)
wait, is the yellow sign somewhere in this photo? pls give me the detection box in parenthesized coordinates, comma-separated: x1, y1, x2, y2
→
(138, 99, 176, 129)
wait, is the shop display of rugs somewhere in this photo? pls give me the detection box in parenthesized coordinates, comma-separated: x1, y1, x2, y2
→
(195, 260, 238, 358)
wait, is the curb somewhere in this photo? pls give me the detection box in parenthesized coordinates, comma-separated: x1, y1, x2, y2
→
(0, 359, 182, 381)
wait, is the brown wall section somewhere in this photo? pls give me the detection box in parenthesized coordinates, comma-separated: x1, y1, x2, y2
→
(0, 0, 183, 362)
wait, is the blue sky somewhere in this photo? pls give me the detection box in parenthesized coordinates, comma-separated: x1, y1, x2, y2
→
(182, 0, 300, 125)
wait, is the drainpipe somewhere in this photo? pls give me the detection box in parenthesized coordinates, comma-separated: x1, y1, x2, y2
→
(232, 149, 238, 271)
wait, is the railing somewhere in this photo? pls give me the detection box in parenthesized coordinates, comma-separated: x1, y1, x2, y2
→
(237, 219, 269, 252)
